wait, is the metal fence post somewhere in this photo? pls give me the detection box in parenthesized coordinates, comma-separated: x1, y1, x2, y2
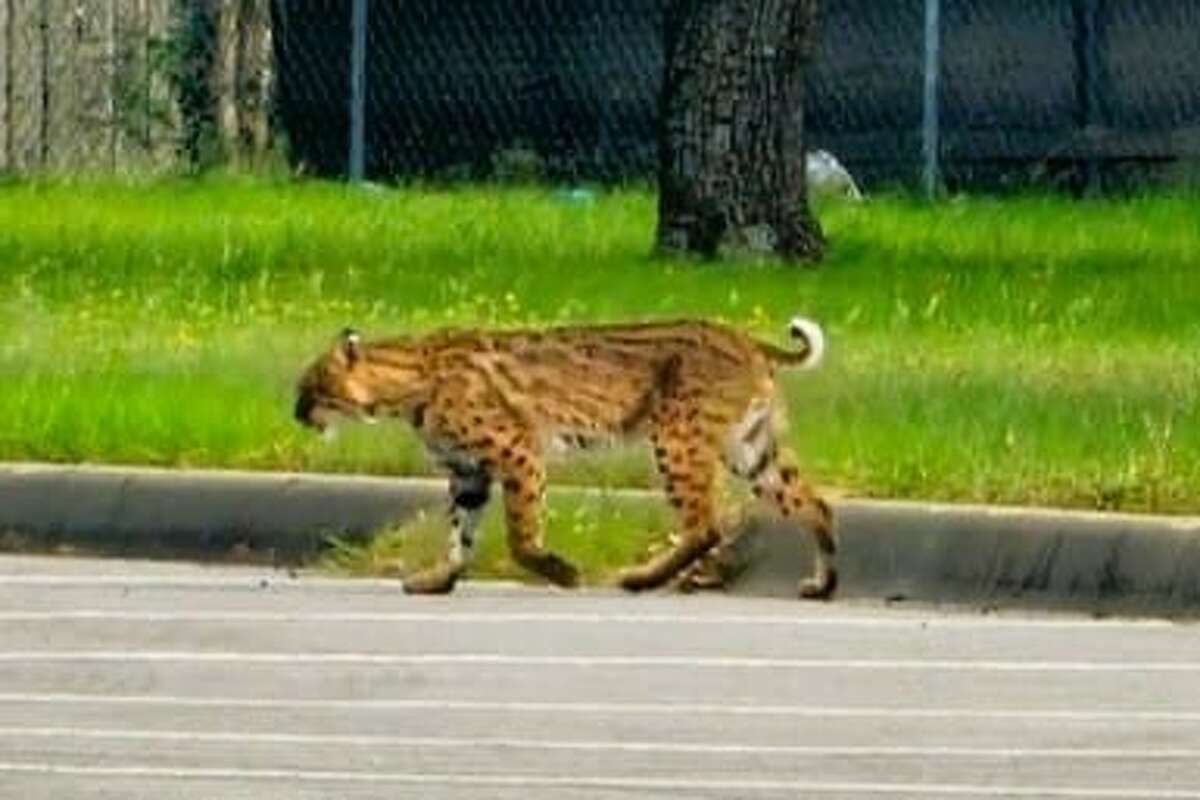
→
(921, 0, 941, 198)
(348, 0, 367, 181)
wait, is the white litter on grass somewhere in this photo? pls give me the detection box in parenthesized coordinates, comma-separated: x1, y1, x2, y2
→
(807, 149, 864, 201)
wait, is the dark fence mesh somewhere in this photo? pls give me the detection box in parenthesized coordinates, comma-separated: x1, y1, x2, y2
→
(272, 0, 351, 176)
(272, 0, 1200, 189)
(3, 0, 1198, 189)
(271, 0, 665, 182)
(807, 0, 925, 185)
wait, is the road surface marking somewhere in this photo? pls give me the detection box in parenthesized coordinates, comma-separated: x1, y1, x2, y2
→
(3, 693, 1197, 720)
(3, 726, 1199, 760)
(1, 651, 1197, 672)
(0, 762, 1197, 797)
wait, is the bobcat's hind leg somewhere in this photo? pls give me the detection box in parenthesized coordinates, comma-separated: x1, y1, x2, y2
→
(619, 397, 723, 592)
(755, 450, 837, 600)
(722, 402, 837, 600)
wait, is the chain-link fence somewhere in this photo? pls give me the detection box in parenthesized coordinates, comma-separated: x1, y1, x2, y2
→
(3, 0, 1199, 190)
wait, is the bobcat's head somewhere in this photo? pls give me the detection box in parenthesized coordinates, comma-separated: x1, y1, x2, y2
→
(294, 328, 376, 435)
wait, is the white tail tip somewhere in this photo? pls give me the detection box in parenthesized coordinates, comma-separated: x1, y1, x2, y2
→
(788, 316, 826, 368)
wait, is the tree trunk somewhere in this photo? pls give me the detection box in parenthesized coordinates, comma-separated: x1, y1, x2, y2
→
(171, 0, 274, 171)
(216, 0, 274, 168)
(172, 0, 220, 169)
(657, 0, 825, 262)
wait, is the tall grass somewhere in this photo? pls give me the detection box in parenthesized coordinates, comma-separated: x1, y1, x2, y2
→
(1, 177, 1198, 513)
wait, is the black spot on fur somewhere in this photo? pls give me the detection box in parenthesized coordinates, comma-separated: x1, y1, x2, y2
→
(410, 403, 427, 429)
(454, 484, 491, 510)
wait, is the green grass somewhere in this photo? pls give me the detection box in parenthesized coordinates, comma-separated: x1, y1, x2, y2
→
(2, 176, 1199, 521)
(319, 490, 674, 586)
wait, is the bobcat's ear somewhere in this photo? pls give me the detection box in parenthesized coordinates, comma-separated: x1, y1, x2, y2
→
(338, 327, 362, 366)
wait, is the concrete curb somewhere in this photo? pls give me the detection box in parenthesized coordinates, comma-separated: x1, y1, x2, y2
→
(2, 462, 1199, 617)
(0, 462, 444, 563)
(732, 502, 1200, 618)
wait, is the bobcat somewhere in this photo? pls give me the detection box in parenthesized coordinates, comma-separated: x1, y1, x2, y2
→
(294, 317, 835, 598)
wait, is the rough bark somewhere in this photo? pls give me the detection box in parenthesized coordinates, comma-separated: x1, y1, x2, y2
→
(44, 0, 115, 171)
(172, 0, 220, 168)
(216, 0, 273, 167)
(172, 0, 274, 170)
(0, 0, 9, 170)
(657, 0, 825, 262)
(113, 0, 179, 167)
(6, 0, 45, 170)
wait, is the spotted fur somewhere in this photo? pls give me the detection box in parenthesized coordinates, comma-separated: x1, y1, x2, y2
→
(294, 318, 835, 598)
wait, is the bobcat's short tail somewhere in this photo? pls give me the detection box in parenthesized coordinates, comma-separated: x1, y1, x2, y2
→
(761, 316, 826, 370)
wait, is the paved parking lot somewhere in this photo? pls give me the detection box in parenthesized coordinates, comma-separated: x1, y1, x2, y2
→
(1, 554, 1199, 799)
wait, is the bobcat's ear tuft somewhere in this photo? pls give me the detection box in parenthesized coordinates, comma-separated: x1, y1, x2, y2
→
(339, 327, 362, 366)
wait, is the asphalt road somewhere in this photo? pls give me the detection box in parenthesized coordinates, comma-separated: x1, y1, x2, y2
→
(1, 555, 1199, 799)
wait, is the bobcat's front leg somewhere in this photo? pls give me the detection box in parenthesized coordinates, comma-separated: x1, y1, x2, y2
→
(403, 463, 491, 595)
(408, 383, 579, 591)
